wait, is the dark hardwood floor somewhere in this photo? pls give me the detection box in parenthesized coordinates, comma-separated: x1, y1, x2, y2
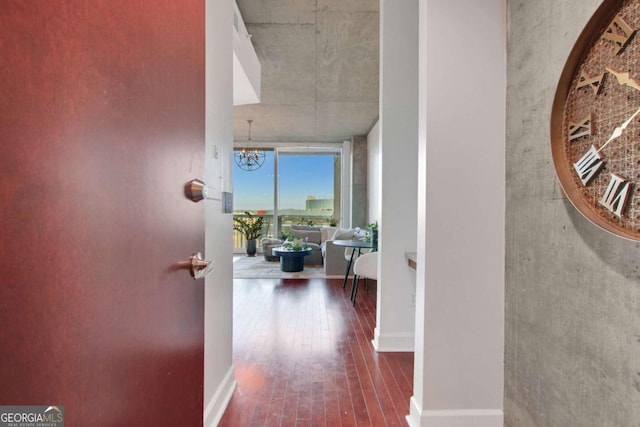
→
(219, 277, 414, 427)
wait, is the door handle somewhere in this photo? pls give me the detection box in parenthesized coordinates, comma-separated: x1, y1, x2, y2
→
(189, 252, 214, 279)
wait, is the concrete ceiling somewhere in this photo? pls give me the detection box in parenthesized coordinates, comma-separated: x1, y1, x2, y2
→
(234, 0, 380, 144)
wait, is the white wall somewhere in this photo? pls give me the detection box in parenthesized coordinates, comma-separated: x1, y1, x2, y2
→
(376, 0, 419, 352)
(203, 0, 235, 425)
(366, 120, 380, 224)
(409, 0, 506, 426)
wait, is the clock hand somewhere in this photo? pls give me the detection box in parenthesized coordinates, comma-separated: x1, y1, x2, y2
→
(606, 68, 640, 91)
(598, 106, 640, 152)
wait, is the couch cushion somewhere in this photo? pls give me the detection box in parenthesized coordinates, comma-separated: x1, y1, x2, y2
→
(261, 237, 283, 244)
(330, 228, 356, 240)
(353, 227, 367, 239)
(321, 226, 337, 243)
(290, 228, 321, 245)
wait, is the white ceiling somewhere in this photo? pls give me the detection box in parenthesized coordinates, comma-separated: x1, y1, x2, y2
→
(233, 0, 380, 144)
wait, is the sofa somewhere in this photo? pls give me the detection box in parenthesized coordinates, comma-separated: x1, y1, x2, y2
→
(262, 225, 365, 275)
(261, 238, 284, 262)
(321, 227, 363, 275)
(287, 225, 325, 265)
(261, 225, 327, 266)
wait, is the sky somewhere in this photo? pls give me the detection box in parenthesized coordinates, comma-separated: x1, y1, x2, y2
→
(233, 151, 336, 211)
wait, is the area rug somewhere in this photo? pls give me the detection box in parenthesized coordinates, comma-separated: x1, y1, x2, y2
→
(233, 255, 332, 279)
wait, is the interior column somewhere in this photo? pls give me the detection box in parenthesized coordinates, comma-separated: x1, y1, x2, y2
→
(409, 0, 506, 426)
(375, 0, 419, 352)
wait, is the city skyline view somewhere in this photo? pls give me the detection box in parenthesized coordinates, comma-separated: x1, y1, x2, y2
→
(233, 150, 337, 212)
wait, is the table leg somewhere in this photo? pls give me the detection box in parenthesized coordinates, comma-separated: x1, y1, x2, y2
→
(350, 275, 359, 305)
(341, 249, 357, 289)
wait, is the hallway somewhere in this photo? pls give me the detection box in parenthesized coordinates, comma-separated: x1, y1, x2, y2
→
(219, 278, 413, 426)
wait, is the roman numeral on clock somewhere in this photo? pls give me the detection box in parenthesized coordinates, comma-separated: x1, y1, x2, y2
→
(602, 14, 636, 54)
(568, 113, 594, 141)
(577, 71, 604, 94)
(573, 145, 604, 185)
(599, 173, 631, 217)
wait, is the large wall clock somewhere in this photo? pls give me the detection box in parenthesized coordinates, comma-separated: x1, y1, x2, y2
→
(551, 0, 640, 240)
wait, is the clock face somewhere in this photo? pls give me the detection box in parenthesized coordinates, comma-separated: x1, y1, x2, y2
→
(552, 0, 640, 240)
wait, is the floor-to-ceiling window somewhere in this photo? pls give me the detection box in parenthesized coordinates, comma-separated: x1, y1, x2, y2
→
(233, 146, 342, 251)
(232, 149, 275, 249)
(277, 147, 341, 236)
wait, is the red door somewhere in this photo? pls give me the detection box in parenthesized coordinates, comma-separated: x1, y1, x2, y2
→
(0, 2, 206, 425)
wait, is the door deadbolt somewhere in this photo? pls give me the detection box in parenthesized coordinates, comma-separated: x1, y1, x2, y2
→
(185, 179, 208, 202)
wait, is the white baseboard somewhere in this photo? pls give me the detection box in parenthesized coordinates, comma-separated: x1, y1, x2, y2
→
(372, 327, 414, 352)
(406, 397, 503, 427)
(203, 366, 236, 427)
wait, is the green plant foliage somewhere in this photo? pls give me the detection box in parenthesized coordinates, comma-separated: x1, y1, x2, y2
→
(282, 237, 309, 251)
(233, 211, 265, 240)
(297, 217, 315, 226)
(280, 231, 294, 241)
(364, 220, 378, 244)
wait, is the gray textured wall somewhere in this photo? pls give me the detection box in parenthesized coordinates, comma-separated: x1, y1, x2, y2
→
(506, 1, 640, 426)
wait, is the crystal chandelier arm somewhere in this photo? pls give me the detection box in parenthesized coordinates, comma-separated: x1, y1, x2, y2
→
(235, 119, 265, 171)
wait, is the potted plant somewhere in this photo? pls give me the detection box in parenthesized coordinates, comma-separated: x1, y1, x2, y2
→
(365, 221, 378, 251)
(281, 236, 309, 252)
(280, 231, 293, 241)
(233, 211, 265, 256)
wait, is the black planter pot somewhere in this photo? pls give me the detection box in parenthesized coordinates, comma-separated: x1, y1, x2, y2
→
(246, 239, 257, 257)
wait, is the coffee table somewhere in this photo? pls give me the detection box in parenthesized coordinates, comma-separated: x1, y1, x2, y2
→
(272, 247, 312, 272)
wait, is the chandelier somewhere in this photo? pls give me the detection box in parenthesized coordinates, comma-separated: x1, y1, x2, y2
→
(234, 119, 265, 171)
